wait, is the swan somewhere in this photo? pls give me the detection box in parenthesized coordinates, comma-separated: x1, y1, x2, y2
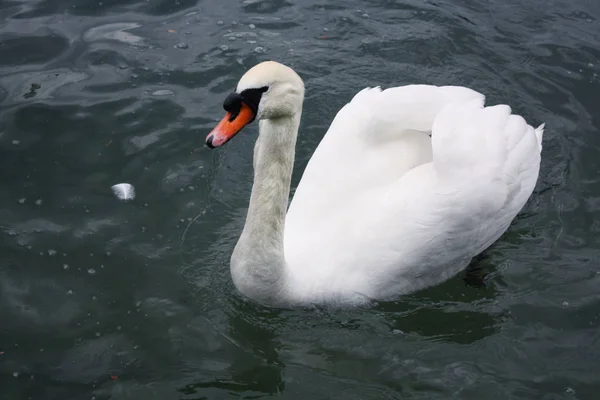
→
(204, 61, 544, 306)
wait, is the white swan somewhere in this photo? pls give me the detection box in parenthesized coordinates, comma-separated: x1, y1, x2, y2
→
(205, 61, 544, 306)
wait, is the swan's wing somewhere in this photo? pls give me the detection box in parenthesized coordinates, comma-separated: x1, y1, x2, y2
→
(284, 87, 543, 300)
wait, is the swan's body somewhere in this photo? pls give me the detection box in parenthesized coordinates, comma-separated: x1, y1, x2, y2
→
(205, 61, 544, 306)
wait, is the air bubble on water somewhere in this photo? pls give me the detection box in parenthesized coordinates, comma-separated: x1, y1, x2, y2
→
(111, 183, 135, 201)
(117, 325, 122, 331)
(88, 268, 96, 275)
(588, 63, 594, 68)
(220, 45, 229, 51)
(231, 21, 238, 26)
(136, 301, 142, 307)
(35, 199, 43, 206)
(48, 249, 57, 256)
(247, 40, 256, 44)
(133, 345, 139, 350)
(95, 332, 101, 337)
(561, 300, 569, 307)
(13, 372, 19, 378)
(254, 46, 267, 54)
(392, 329, 404, 335)
(217, 20, 224, 25)
(362, 13, 369, 18)
(39, 348, 44, 352)
(249, 24, 256, 29)
(18, 198, 26, 204)
(228, 36, 237, 42)
(92, 296, 97, 301)
(565, 387, 575, 395)
(175, 43, 189, 49)
(67, 289, 73, 295)
(100, 264, 104, 269)
(63, 264, 69, 270)
(12, 140, 20, 145)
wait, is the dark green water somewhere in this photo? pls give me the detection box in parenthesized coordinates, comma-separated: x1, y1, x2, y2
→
(1, 0, 599, 399)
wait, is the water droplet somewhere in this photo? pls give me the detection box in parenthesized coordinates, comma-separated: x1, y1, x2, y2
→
(12, 140, 20, 145)
(220, 45, 229, 51)
(561, 300, 569, 307)
(47, 249, 57, 256)
(88, 268, 96, 275)
(175, 43, 189, 49)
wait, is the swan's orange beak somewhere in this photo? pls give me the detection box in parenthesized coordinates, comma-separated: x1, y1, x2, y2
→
(206, 103, 255, 148)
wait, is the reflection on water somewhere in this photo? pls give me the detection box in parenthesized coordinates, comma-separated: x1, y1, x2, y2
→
(1, 0, 600, 398)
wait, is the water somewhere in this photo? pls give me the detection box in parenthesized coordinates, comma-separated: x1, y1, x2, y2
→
(1, 0, 599, 399)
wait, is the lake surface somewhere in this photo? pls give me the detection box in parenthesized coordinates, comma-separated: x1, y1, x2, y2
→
(1, 0, 599, 399)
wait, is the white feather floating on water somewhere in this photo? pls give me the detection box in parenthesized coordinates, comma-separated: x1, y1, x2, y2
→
(111, 183, 135, 201)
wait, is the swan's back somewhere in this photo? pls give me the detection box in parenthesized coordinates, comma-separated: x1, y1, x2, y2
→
(283, 85, 543, 303)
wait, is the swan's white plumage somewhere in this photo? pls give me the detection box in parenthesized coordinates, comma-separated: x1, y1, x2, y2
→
(283, 85, 543, 303)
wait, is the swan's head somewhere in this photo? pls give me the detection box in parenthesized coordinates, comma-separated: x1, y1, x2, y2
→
(205, 61, 305, 148)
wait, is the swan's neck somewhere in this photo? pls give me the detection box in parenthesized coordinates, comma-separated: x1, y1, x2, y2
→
(231, 114, 300, 304)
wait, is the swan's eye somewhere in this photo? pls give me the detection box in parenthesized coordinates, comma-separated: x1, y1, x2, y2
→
(239, 86, 269, 115)
(222, 86, 268, 121)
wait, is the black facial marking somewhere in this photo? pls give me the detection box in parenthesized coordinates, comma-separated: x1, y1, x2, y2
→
(223, 92, 243, 120)
(222, 86, 268, 122)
